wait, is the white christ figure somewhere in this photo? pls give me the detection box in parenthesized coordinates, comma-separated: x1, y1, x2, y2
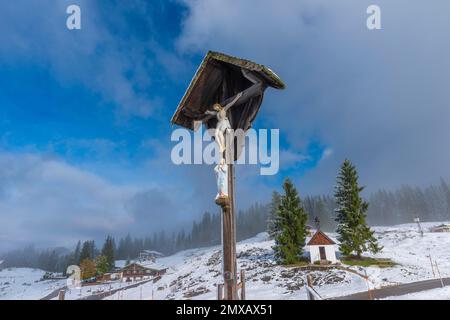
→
(214, 160, 228, 199)
(204, 92, 243, 155)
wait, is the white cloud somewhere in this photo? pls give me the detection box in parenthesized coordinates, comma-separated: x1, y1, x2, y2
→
(0, 151, 137, 251)
(321, 148, 333, 160)
(177, 0, 450, 194)
(0, 150, 195, 252)
(280, 149, 310, 168)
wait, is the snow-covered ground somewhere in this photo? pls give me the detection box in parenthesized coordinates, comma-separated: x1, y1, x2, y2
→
(0, 267, 155, 300)
(0, 268, 66, 300)
(58, 280, 151, 300)
(107, 222, 450, 300)
(366, 222, 450, 289)
(106, 233, 368, 300)
(1, 221, 450, 300)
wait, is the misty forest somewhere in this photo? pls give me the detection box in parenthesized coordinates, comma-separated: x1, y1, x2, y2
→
(2, 178, 450, 273)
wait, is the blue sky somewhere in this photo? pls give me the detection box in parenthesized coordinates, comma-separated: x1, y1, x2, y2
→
(1, 0, 450, 251)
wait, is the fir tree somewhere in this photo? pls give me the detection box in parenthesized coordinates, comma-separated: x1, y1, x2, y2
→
(79, 240, 95, 262)
(73, 241, 81, 265)
(334, 159, 382, 257)
(267, 191, 281, 239)
(273, 178, 308, 264)
(101, 236, 115, 271)
(94, 255, 109, 275)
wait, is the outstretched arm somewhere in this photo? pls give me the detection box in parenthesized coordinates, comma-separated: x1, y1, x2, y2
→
(204, 110, 217, 116)
(196, 109, 216, 122)
(189, 109, 216, 122)
(223, 91, 243, 112)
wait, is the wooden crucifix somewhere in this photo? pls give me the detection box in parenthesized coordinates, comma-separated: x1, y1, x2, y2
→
(171, 51, 285, 300)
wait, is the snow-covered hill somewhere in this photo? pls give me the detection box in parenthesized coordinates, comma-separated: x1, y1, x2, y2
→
(107, 233, 366, 300)
(0, 268, 66, 300)
(1, 221, 450, 300)
(106, 221, 450, 300)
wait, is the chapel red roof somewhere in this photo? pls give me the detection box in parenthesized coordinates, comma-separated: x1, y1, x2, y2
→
(307, 230, 336, 246)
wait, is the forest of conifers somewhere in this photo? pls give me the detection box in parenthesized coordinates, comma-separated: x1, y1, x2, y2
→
(2, 178, 450, 272)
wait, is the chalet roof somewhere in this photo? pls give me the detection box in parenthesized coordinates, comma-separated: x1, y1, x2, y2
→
(120, 262, 153, 271)
(140, 262, 168, 271)
(118, 262, 167, 272)
(120, 262, 142, 268)
(171, 51, 285, 131)
(307, 230, 336, 246)
(430, 224, 450, 231)
(141, 250, 164, 256)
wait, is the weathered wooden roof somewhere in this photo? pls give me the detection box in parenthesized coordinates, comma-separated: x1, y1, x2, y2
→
(171, 51, 285, 131)
(141, 250, 164, 256)
(307, 230, 336, 246)
(119, 263, 145, 273)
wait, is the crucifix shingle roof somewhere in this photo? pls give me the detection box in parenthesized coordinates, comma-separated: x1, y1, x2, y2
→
(171, 51, 285, 131)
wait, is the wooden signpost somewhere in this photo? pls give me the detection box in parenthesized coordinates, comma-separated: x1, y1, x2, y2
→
(171, 51, 285, 300)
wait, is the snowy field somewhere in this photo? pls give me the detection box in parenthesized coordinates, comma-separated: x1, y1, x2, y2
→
(364, 222, 450, 290)
(1, 221, 450, 300)
(105, 221, 450, 300)
(105, 233, 368, 300)
(0, 267, 155, 300)
(0, 268, 65, 300)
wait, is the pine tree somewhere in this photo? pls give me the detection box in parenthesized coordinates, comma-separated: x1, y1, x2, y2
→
(440, 178, 450, 218)
(267, 191, 281, 239)
(273, 178, 308, 265)
(334, 159, 382, 258)
(101, 236, 115, 271)
(73, 241, 81, 265)
(79, 240, 95, 262)
(94, 255, 109, 275)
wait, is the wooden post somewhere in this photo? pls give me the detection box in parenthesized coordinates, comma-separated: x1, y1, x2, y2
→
(429, 255, 436, 277)
(217, 283, 224, 300)
(240, 269, 246, 300)
(364, 270, 373, 300)
(58, 290, 65, 300)
(435, 261, 444, 288)
(306, 274, 313, 287)
(306, 274, 315, 300)
(213, 123, 239, 300)
(220, 162, 238, 300)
